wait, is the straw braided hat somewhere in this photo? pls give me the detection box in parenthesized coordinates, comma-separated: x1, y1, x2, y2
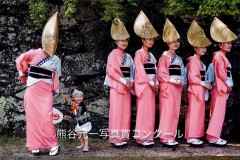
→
(133, 11, 158, 39)
(110, 18, 130, 41)
(42, 12, 58, 55)
(162, 18, 180, 43)
(210, 17, 237, 43)
(187, 20, 212, 47)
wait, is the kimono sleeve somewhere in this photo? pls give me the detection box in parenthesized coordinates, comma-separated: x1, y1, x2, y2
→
(157, 55, 171, 83)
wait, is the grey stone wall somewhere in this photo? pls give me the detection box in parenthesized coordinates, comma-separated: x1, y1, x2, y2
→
(1, 0, 240, 140)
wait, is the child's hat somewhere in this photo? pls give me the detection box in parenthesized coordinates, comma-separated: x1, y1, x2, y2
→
(72, 89, 83, 97)
(162, 18, 180, 43)
(210, 17, 237, 43)
(187, 20, 212, 47)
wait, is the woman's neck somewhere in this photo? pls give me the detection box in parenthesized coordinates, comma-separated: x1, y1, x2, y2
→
(42, 49, 50, 57)
(194, 53, 201, 59)
(141, 45, 149, 52)
(220, 48, 227, 54)
(117, 47, 125, 53)
(167, 49, 175, 55)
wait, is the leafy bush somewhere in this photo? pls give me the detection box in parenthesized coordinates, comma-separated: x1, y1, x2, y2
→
(28, 0, 240, 28)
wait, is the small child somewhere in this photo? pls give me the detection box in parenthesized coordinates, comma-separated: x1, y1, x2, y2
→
(63, 89, 92, 152)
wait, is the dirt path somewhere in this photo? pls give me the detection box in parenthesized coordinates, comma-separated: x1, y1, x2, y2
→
(1, 138, 240, 159)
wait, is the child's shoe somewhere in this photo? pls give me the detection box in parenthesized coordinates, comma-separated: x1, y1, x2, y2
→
(82, 147, 89, 152)
(31, 149, 39, 154)
(76, 145, 84, 149)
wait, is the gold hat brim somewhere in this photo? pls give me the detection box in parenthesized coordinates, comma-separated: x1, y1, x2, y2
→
(187, 20, 212, 47)
(42, 12, 58, 55)
(210, 17, 237, 43)
(162, 18, 180, 43)
(133, 11, 158, 39)
(111, 18, 130, 40)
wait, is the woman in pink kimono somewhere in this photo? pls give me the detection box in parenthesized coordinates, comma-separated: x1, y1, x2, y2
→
(185, 20, 212, 146)
(206, 17, 237, 146)
(157, 19, 185, 146)
(104, 18, 134, 147)
(15, 12, 61, 155)
(133, 11, 158, 146)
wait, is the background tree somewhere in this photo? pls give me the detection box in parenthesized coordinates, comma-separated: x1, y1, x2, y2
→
(28, 0, 240, 27)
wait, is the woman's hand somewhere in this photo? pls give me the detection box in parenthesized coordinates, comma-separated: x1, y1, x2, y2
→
(151, 84, 158, 92)
(227, 86, 232, 93)
(175, 79, 184, 86)
(125, 81, 133, 91)
(204, 83, 212, 90)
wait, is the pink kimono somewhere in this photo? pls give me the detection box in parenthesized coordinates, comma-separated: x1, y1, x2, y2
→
(105, 48, 134, 144)
(134, 49, 157, 143)
(206, 51, 232, 141)
(16, 48, 61, 150)
(185, 56, 206, 139)
(157, 51, 185, 142)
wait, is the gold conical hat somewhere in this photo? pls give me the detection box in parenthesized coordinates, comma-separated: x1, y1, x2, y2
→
(187, 20, 212, 47)
(133, 11, 158, 39)
(210, 17, 237, 43)
(162, 18, 180, 43)
(111, 18, 130, 40)
(42, 12, 58, 55)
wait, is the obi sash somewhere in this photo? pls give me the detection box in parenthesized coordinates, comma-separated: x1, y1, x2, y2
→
(28, 66, 52, 79)
(169, 64, 181, 76)
(200, 70, 206, 81)
(120, 66, 130, 77)
(144, 63, 156, 74)
(227, 67, 231, 77)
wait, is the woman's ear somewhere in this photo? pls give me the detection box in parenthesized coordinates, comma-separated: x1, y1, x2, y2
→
(219, 43, 222, 48)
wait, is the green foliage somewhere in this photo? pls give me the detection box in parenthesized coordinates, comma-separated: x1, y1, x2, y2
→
(90, 0, 139, 22)
(197, 0, 240, 17)
(161, 0, 195, 16)
(63, 0, 80, 17)
(162, 0, 240, 19)
(28, 0, 240, 27)
(28, 0, 48, 28)
(28, 0, 80, 28)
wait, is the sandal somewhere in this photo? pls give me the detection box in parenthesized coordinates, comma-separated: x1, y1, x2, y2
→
(49, 145, 60, 156)
(161, 140, 178, 146)
(187, 138, 203, 145)
(209, 138, 227, 146)
(137, 141, 154, 146)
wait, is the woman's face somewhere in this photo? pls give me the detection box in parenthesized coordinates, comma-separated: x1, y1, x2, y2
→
(219, 41, 232, 52)
(116, 39, 129, 50)
(142, 38, 155, 48)
(195, 47, 207, 56)
(167, 39, 180, 50)
(73, 94, 83, 104)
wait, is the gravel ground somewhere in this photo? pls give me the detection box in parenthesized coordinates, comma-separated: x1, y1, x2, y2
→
(1, 138, 240, 160)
